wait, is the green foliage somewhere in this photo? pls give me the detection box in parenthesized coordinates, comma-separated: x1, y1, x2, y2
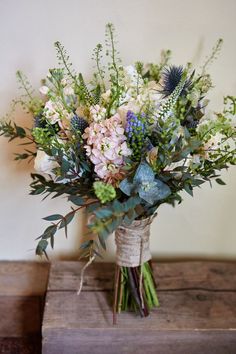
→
(54, 41, 76, 82)
(15, 70, 43, 114)
(88, 196, 141, 250)
(32, 127, 53, 148)
(105, 23, 125, 115)
(224, 95, 236, 116)
(92, 43, 106, 92)
(201, 38, 223, 75)
(77, 73, 95, 105)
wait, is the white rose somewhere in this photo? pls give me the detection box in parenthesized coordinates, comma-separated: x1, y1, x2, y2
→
(34, 150, 59, 178)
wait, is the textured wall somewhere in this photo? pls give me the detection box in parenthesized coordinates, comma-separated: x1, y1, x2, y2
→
(0, 0, 235, 260)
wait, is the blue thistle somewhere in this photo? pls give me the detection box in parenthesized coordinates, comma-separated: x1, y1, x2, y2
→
(160, 66, 191, 97)
(34, 113, 47, 128)
(71, 114, 89, 133)
(154, 72, 188, 123)
(182, 115, 199, 129)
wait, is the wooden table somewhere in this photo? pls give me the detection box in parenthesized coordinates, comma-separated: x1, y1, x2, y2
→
(42, 261, 236, 354)
(0, 261, 49, 354)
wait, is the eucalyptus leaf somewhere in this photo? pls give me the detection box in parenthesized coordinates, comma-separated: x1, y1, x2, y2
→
(43, 214, 63, 221)
(119, 178, 134, 196)
(36, 239, 48, 256)
(68, 195, 84, 206)
(133, 162, 155, 184)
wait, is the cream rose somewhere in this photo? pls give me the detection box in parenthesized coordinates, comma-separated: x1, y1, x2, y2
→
(34, 150, 59, 178)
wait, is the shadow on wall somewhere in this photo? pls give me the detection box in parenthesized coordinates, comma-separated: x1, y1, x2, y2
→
(1, 107, 34, 175)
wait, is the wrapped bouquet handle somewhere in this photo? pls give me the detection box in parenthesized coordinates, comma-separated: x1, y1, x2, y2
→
(115, 218, 152, 267)
(113, 216, 159, 323)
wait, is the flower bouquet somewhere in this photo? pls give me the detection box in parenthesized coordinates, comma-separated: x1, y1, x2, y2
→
(1, 24, 235, 323)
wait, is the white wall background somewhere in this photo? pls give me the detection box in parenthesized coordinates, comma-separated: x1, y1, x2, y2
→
(0, 0, 235, 261)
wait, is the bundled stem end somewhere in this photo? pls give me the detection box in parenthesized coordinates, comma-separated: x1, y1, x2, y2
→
(113, 260, 159, 323)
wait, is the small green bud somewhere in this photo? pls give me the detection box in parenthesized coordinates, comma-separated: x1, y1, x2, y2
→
(93, 181, 116, 204)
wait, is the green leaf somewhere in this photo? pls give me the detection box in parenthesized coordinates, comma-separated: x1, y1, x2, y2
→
(43, 214, 63, 221)
(80, 240, 93, 249)
(68, 195, 84, 206)
(112, 200, 124, 213)
(36, 239, 48, 256)
(32, 186, 45, 195)
(215, 178, 226, 185)
(50, 235, 54, 249)
(59, 212, 75, 229)
(98, 233, 106, 250)
(61, 158, 71, 174)
(184, 183, 193, 197)
(94, 208, 113, 219)
(87, 202, 100, 212)
(41, 225, 57, 240)
(191, 179, 205, 187)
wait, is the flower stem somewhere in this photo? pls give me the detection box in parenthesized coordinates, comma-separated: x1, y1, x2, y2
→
(115, 261, 159, 318)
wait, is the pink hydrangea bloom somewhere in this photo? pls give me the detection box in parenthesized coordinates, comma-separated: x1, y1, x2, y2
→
(83, 113, 132, 184)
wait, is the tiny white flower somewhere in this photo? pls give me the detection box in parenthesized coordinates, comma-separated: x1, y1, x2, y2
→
(39, 86, 49, 95)
(101, 89, 111, 102)
(123, 65, 142, 87)
(63, 86, 74, 96)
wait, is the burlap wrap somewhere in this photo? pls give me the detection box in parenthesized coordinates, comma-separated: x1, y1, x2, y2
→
(115, 217, 152, 267)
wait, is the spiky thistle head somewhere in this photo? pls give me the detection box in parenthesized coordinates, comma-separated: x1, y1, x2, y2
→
(71, 114, 89, 133)
(34, 114, 47, 128)
(160, 66, 191, 97)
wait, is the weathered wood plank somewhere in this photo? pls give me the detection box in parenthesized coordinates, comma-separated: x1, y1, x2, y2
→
(43, 290, 236, 330)
(0, 261, 49, 354)
(0, 261, 50, 296)
(43, 290, 236, 353)
(0, 296, 41, 336)
(48, 261, 236, 291)
(43, 261, 236, 354)
(43, 330, 236, 354)
(0, 337, 41, 354)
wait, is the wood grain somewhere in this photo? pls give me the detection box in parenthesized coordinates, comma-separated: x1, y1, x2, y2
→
(0, 261, 50, 354)
(42, 331, 236, 354)
(48, 261, 236, 291)
(0, 261, 50, 296)
(0, 296, 41, 336)
(43, 261, 236, 354)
